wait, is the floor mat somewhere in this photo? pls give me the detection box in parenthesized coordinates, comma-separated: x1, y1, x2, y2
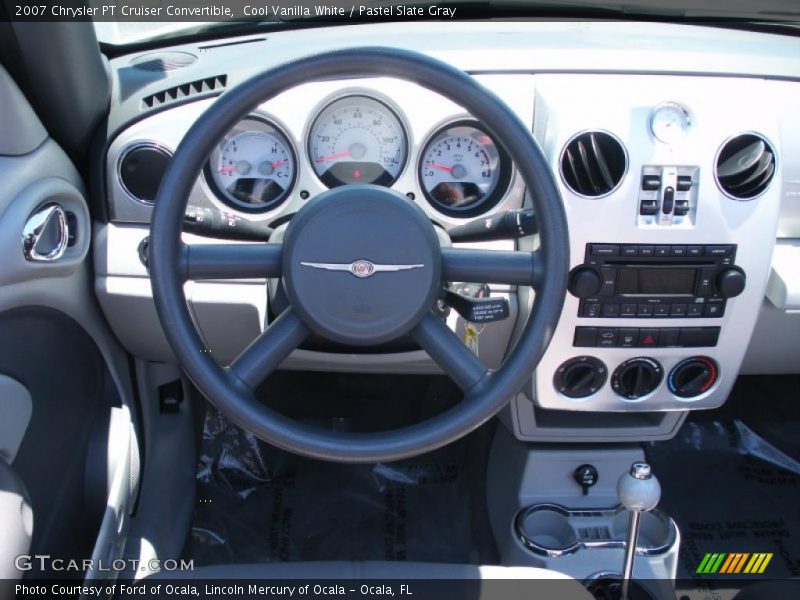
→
(646, 418, 800, 598)
(183, 374, 498, 566)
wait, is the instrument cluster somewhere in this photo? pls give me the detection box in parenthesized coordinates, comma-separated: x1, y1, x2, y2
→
(203, 92, 513, 218)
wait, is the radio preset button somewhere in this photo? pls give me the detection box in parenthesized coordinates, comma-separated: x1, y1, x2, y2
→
(621, 303, 637, 317)
(687, 304, 704, 317)
(653, 304, 670, 317)
(638, 245, 655, 257)
(601, 304, 620, 318)
(670, 245, 686, 257)
(637, 303, 653, 317)
(670, 304, 687, 317)
(622, 245, 638, 257)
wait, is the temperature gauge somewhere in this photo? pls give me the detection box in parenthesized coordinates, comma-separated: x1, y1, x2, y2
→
(419, 122, 511, 216)
(206, 117, 296, 212)
(650, 102, 691, 144)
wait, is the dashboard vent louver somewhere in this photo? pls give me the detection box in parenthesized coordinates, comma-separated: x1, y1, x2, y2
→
(131, 51, 197, 72)
(715, 134, 776, 200)
(141, 75, 227, 110)
(560, 131, 627, 197)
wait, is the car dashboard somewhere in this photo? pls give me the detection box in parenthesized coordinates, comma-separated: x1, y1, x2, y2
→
(94, 20, 800, 442)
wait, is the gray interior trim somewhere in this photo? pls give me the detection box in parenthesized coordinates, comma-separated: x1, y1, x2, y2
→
(0, 376, 32, 464)
(0, 65, 47, 157)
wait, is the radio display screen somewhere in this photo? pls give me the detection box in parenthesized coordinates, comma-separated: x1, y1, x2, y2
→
(617, 267, 697, 296)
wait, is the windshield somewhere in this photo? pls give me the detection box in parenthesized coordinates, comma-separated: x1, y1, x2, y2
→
(92, 0, 800, 46)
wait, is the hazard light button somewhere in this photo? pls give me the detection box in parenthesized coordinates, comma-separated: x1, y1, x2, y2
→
(637, 329, 660, 348)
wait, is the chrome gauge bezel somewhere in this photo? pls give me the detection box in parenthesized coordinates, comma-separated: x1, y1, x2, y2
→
(649, 101, 692, 144)
(306, 92, 410, 189)
(203, 114, 298, 213)
(417, 119, 513, 218)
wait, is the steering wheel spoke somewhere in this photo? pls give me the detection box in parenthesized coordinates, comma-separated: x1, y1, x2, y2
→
(411, 312, 490, 392)
(228, 309, 310, 390)
(441, 247, 542, 287)
(180, 242, 283, 280)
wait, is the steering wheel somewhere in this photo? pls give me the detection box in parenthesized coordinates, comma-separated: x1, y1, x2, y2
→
(150, 47, 569, 463)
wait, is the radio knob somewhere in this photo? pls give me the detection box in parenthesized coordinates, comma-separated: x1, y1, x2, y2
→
(568, 266, 603, 298)
(716, 267, 746, 298)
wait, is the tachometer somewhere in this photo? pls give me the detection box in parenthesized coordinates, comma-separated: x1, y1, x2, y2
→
(308, 95, 407, 188)
(419, 122, 511, 216)
(206, 117, 296, 212)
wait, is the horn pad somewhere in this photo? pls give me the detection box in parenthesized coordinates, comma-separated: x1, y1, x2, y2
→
(281, 186, 442, 345)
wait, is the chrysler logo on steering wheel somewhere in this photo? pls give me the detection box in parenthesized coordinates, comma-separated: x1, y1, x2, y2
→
(300, 259, 425, 278)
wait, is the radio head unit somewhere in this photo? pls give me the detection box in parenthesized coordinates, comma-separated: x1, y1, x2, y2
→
(568, 243, 746, 319)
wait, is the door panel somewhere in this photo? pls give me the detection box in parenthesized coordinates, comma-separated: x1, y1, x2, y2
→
(0, 63, 138, 581)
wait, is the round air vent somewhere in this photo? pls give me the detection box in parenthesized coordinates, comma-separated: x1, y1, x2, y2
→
(118, 143, 172, 204)
(715, 133, 776, 200)
(560, 131, 627, 197)
(131, 51, 197, 72)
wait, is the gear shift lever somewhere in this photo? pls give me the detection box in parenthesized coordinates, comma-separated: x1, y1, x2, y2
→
(617, 462, 661, 600)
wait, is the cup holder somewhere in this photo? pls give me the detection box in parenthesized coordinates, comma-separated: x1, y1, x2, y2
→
(515, 504, 677, 558)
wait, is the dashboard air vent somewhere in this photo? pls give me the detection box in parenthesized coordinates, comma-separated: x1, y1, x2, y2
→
(119, 143, 172, 204)
(131, 51, 197, 72)
(560, 131, 627, 197)
(141, 75, 227, 110)
(715, 134, 776, 200)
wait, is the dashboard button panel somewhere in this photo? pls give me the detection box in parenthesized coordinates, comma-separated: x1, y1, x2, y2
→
(573, 326, 720, 348)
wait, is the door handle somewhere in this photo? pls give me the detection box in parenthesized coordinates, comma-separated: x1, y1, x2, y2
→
(22, 203, 69, 262)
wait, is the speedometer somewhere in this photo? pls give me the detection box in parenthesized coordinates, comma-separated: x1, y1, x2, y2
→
(308, 95, 408, 188)
(205, 116, 296, 212)
(419, 122, 511, 216)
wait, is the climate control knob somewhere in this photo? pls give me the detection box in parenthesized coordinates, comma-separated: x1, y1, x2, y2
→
(554, 356, 608, 399)
(716, 267, 746, 298)
(568, 266, 603, 298)
(611, 358, 663, 400)
(668, 356, 719, 398)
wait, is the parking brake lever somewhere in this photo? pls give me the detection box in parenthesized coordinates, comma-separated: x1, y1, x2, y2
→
(448, 208, 537, 243)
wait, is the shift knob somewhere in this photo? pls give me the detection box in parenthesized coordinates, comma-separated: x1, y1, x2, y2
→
(617, 462, 661, 512)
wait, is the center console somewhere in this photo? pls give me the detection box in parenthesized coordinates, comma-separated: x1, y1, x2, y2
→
(514, 73, 782, 435)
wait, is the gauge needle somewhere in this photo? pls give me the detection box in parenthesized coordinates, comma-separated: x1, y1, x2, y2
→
(218, 166, 237, 174)
(426, 162, 454, 173)
(271, 160, 287, 169)
(315, 150, 351, 163)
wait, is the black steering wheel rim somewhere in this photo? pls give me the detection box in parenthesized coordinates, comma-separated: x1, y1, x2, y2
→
(149, 47, 569, 463)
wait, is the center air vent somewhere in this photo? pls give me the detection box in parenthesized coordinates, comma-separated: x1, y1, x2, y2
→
(560, 131, 627, 197)
(131, 51, 197, 72)
(715, 133, 776, 200)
